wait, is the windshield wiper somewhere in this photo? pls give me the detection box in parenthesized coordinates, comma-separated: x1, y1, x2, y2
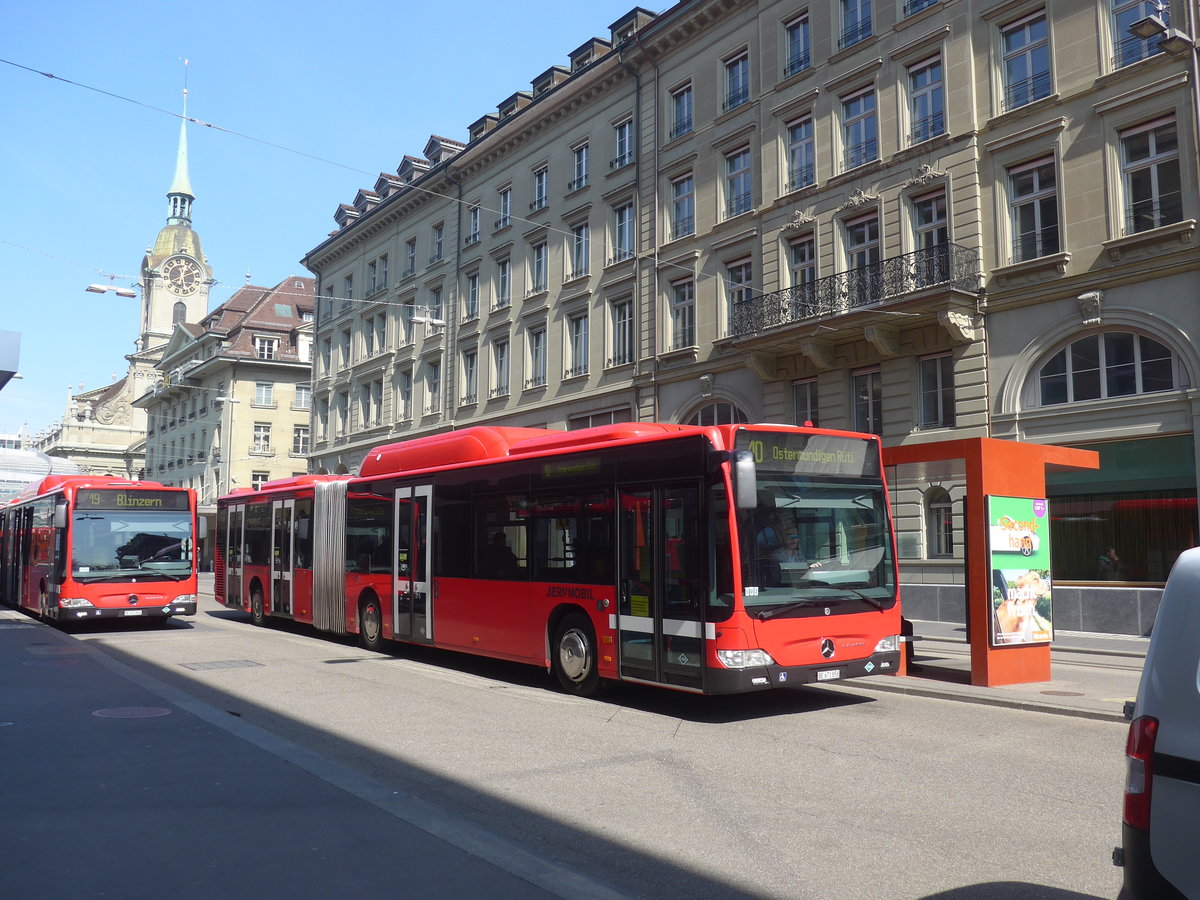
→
(754, 582, 889, 618)
(755, 599, 821, 620)
(76, 571, 189, 583)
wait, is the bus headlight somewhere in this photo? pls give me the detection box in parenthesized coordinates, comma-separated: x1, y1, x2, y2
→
(716, 648, 775, 669)
(172, 594, 198, 605)
(874, 635, 900, 653)
(59, 598, 95, 609)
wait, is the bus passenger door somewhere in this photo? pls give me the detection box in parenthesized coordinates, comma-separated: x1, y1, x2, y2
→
(271, 499, 294, 616)
(393, 484, 433, 644)
(617, 484, 704, 691)
(225, 505, 244, 610)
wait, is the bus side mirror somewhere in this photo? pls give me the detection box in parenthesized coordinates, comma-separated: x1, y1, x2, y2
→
(54, 504, 68, 529)
(733, 451, 757, 509)
(197, 517, 208, 540)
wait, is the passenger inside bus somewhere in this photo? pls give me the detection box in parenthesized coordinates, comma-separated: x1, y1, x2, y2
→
(482, 530, 520, 578)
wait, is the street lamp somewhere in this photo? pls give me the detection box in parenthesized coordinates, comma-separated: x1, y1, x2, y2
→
(1130, 11, 1197, 57)
(85, 282, 138, 298)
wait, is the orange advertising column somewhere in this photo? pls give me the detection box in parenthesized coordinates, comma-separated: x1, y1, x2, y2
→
(885, 439, 1099, 687)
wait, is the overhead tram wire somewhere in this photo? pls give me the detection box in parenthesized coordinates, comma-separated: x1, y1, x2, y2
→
(0, 55, 926, 317)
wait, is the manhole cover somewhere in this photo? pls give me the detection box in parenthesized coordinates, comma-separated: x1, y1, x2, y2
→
(1040, 690, 1085, 697)
(180, 660, 263, 671)
(92, 707, 173, 719)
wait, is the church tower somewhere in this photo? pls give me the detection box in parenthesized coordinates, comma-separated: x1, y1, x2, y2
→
(137, 97, 212, 356)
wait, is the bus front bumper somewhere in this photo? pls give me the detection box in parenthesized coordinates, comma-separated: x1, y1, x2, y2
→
(706, 650, 901, 694)
(53, 598, 198, 620)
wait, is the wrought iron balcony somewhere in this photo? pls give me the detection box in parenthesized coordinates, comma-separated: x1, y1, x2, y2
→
(730, 243, 978, 337)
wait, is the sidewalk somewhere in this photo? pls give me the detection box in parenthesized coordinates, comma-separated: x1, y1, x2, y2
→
(840, 618, 1147, 723)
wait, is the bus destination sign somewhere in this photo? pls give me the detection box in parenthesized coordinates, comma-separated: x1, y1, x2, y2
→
(77, 489, 191, 511)
(737, 431, 880, 478)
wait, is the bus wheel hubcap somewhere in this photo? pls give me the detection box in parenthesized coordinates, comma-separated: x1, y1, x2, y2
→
(559, 629, 589, 682)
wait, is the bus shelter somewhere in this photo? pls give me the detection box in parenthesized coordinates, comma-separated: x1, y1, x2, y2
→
(883, 438, 1100, 687)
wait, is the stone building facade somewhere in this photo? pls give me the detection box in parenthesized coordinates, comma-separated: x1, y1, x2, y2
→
(301, 0, 1199, 634)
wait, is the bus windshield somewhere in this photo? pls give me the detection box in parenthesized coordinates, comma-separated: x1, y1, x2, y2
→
(71, 509, 194, 582)
(736, 431, 896, 618)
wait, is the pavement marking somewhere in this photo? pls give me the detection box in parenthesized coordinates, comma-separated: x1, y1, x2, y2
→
(82, 645, 630, 900)
(92, 706, 173, 718)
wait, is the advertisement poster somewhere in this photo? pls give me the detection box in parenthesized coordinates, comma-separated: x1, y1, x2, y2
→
(987, 495, 1053, 647)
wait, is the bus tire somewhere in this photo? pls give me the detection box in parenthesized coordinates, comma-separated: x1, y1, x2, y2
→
(250, 589, 265, 626)
(552, 612, 601, 696)
(359, 595, 384, 652)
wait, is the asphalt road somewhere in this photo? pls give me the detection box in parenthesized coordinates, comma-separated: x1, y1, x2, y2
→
(6, 591, 1126, 900)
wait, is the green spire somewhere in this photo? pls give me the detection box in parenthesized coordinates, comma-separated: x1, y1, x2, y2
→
(166, 85, 193, 224)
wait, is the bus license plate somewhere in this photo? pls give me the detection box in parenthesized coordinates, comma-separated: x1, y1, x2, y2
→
(816, 669, 841, 681)
(123, 610, 143, 617)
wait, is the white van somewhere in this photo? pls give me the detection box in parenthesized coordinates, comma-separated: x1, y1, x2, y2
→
(1115, 547, 1200, 898)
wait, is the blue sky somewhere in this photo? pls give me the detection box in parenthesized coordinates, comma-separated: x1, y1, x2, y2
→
(1, 0, 651, 437)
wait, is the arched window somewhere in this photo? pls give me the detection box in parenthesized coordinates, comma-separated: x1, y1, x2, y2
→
(1038, 332, 1179, 405)
(172, 301, 187, 325)
(686, 402, 748, 426)
(924, 487, 954, 558)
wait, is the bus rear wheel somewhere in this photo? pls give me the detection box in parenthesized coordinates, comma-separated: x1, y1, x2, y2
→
(360, 595, 383, 652)
(250, 589, 265, 626)
(552, 613, 601, 696)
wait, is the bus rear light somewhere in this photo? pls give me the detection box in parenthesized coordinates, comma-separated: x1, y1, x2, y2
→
(59, 598, 95, 609)
(874, 635, 900, 653)
(1123, 715, 1158, 831)
(716, 648, 775, 669)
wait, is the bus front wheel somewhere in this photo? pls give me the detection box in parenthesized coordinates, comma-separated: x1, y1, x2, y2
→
(552, 613, 600, 696)
(250, 589, 265, 626)
(360, 595, 383, 652)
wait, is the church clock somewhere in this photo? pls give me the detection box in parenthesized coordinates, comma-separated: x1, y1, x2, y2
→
(163, 256, 203, 295)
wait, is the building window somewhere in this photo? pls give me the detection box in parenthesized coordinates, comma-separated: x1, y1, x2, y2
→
(671, 280, 696, 350)
(397, 371, 413, 421)
(566, 313, 589, 378)
(671, 174, 695, 239)
(569, 222, 590, 280)
(784, 15, 811, 77)
(840, 0, 873, 49)
(786, 117, 815, 191)
(1008, 157, 1059, 262)
(612, 204, 634, 263)
(1113, 0, 1167, 68)
(853, 368, 882, 435)
(528, 326, 547, 388)
(465, 272, 480, 320)
(613, 119, 634, 168)
(364, 315, 377, 356)
(1122, 118, 1182, 234)
(252, 472, 270, 490)
(426, 360, 441, 415)
(919, 353, 955, 428)
(913, 191, 950, 285)
(724, 52, 750, 111)
(530, 241, 548, 294)
(361, 380, 382, 427)
(252, 423, 272, 454)
(495, 257, 511, 309)
(254, 337, 279, 360)
(342, 275, 353, 306)
(725, 147, 752, 218)
(846, 213, 880, 269)
(294, 384, 312, 410)
(172, 302, 186, 325)
(1039, 332, 1177, 405)
(466, 205, 481, 244)
(908, 57, 944, 145)
(686, 403, 748, 426)
(496, 189, 512, 230)
(1001, 12, 1051, 111)
(569, 407, 633, 430)
(726, 260, 753, 333)
(292, 425, 310, 456)
(905, 0, 938, 16)
(925, 487, 954, 558)
(461, 349, 478, 405)
(431, 223, 444, 262)
(532, 166, 549, 210)
(793, 379, 819, 426)
(570, 143, 589, 192)
(405, 238, 417, 276)
(336, 391, 349, 434)
(670, 84, 693, 139)
(492, 339, 510, 398)
(609, 298, 634, 367)
(789, 235, 816, 311)
(254, 382, 274, 406)
(842, 88, 878, 170)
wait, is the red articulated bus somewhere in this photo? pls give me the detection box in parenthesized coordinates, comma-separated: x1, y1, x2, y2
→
(0, 475, 202, 625)
(216, 422, 901, 695)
